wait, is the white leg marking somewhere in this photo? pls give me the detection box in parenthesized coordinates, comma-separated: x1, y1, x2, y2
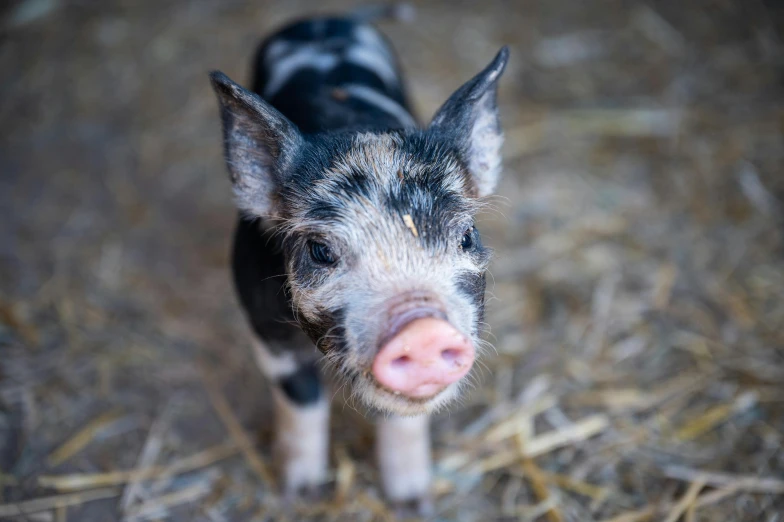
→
(273, 390, 330, 494)
(343, 84, 417, 128)
(376, 414, 432, 502)
(251, 339, 298, 379)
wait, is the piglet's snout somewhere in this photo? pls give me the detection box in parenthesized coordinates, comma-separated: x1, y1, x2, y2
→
(372, 317, 474, 399)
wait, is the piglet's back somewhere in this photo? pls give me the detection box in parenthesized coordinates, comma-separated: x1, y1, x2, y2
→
(251, 15, 415, 133)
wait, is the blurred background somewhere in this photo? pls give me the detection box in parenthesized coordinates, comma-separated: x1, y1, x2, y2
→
(1, 1, 783, 520)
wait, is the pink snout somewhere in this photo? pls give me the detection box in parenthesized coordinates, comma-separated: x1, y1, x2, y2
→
(372, 317, 474, 399)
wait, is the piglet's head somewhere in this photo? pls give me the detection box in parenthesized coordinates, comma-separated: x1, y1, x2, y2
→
(210, 47, 508, 415)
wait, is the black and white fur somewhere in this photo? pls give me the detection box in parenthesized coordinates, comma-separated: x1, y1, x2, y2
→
(209, 6, 507, 507)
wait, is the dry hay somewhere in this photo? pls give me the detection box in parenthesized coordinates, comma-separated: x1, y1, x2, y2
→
(1, 0, 783, 521)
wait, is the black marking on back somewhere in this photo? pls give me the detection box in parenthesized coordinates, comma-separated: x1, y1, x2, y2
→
(275, 17, 356, 42)
(251, 17, 412, 133)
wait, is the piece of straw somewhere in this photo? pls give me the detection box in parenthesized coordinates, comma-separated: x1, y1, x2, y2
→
(662, 479, 705, 522)
(39, 442, 238, 491)
(47, 410, 124, 467)
(202, 371, 275, 488)
(0, 488, 120, 517)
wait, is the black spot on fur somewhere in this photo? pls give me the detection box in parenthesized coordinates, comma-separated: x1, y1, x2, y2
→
(284, 130, 477, 251)
(299, 307, 348, 355)
(278, 361, 322, 405)
(457, 271, 487, 332)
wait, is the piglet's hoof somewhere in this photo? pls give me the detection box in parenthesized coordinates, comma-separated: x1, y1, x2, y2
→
(280, 481, 330, 507)
(277, 465, 329, 503)
(274, 444, 329, 502)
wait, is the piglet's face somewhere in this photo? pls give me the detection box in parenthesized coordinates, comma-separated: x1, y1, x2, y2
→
(281, 132, 491, 414)
(210, 48, 508, 415)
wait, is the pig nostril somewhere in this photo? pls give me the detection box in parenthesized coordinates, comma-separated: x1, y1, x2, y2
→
(391, 355, 411, 368)
(441, 348, 462, 365)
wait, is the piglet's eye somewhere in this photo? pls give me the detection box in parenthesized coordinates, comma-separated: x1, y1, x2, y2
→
(309, 241, 336, 265)
(461, 228, 474, 251)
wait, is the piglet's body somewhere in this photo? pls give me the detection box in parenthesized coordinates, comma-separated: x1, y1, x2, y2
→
(209, 5, 508, 509)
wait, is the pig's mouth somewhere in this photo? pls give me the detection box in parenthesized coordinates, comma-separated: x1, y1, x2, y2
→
(356, 370, 465, 415)
(373, 377, 446, 404)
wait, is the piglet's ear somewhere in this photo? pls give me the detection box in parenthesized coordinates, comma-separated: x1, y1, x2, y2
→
(209, 71, 303, 217)
(429, 47, 509, 197)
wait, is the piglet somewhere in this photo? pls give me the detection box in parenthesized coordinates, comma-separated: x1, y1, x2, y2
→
(209, 4, 508, 511)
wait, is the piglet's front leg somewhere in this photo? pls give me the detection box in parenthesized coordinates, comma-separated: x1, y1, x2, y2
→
(272, 389, 330, 497)
(376, 415, 433, 515)
(252, 340, 330, 497)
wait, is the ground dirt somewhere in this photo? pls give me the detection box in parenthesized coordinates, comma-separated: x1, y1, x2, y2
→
(1, 1, 784, 521)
